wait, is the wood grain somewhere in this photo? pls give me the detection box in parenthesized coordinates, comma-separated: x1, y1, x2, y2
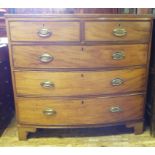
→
(5, 14, 153, 21)
(5, 14, 152, 139)
(18, 126, 36, 140)
(85, 21, 151, 42)
(9, 21, 80, 42)
(14, 68, 146, 97)
(126, 121, 144, 134)
(16, 95, 144, 125)
(12, 44, 148, 69)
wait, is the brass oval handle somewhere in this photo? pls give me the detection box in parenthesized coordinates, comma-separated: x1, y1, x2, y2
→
(111, 78, 124, 86)
(110, 106, 122, 113)
(40, 81, 55, 88)
(39, 53, 54, 63)
(38, 28, 52, 37)
(112, 51, 125, 60)
(112, 28, 127, 37)
(43, 108, 56, 116)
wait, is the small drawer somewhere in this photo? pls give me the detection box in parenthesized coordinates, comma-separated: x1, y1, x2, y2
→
(85, 21, 151, 42)
(9, 21, 80, 42)
(14, 68, 146, 97)
(12, 44, 148, 69)
(16, 95, 144, 125)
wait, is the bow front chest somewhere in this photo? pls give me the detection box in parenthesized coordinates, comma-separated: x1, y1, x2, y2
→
(5, 14, 153, 140)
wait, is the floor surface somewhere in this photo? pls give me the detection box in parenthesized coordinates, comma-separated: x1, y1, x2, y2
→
(0, 118, 155, 146)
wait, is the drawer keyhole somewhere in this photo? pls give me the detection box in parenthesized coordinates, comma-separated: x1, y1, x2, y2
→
(81, 100, 84, 104)
(81, 74, 84, 77)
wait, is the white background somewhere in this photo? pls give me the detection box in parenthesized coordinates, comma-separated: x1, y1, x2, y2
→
(0, 0, 155, 153)
(0, 0, 155, 8)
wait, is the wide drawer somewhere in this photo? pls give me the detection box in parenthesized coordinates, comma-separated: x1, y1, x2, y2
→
(12, 44, 148, 68)
(85, 21, 151, 42)
(16, 95, 144, 125)
(14, 68, 146, 97)
(9, 21, 80, 42)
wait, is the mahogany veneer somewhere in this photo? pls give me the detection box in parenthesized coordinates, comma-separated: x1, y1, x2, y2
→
(5, 14, 153, 140)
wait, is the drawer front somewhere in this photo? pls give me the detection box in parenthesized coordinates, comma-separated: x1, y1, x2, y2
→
(17, 95, 144, 125)
(9, 21, 80, 42)
(12, 44, 148, 68)
(85, 21, 151, 42)
(15, 68, 146, 96)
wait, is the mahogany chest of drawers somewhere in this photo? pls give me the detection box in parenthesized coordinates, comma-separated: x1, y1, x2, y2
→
(5, 14, 153, 140)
